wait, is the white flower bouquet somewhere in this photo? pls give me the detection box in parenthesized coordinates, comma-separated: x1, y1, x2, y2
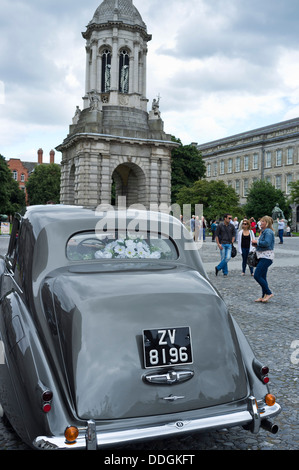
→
(94, 236, 162, 259)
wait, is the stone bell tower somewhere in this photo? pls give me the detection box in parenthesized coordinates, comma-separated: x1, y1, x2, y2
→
(57, 0, 177, 209)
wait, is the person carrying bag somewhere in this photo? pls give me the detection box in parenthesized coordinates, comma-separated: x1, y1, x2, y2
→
(251, 216, 275, 303)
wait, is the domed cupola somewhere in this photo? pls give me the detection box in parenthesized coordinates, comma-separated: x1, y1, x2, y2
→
(81, 0, 152, 118)
(88, 0, 147, 31)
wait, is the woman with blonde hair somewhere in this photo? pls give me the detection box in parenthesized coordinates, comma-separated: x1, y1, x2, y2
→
(251, 216, 275, 302)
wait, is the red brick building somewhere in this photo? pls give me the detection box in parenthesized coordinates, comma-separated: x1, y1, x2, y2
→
(6, 149, 56, 200)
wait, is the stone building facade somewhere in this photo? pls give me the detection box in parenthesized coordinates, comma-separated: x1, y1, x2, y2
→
(197, 117, 299, 230)
(57, 0, 177, 209)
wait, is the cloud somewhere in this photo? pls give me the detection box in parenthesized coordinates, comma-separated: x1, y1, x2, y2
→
(1, 0, 299, 160)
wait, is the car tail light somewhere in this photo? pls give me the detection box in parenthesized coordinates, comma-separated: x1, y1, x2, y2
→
(261, 366, 269, 375)
(42, 403, 52, 413)
(265, 394, 276, 406)
(253, 359, 270, 384)
(42, 390, 53, 413)
(65, 426, 79, 444)
(42, 390, 53, 402)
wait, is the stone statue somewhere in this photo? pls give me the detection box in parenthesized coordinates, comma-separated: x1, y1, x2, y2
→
(88, 92, 100, 111)
(272, 203, 285, 220)
(120, 65, 129, 94)
(104, 64, 111, 92)
(72, 106, 81, 124)
(151, 96, 161, 118)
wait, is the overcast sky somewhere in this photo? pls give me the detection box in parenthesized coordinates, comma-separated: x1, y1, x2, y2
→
(1, 0, 299, 162)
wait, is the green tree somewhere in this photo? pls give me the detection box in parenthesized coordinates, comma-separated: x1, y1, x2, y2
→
(244, 179, 291, 220)
(171, 137, 206, 202)
(0, 154, 26, 215)
(176, 179, 244, 223)
(26, 163, 61, 205)
(289, 180, 299, 204)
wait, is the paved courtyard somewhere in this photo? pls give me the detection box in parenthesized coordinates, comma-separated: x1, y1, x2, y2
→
(0, 234, 298, 450)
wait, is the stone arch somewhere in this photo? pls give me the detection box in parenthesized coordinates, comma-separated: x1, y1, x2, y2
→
(111, 161, 147, 207)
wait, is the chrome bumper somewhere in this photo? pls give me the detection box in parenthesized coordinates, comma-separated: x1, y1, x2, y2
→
(33, 398, 281, 450)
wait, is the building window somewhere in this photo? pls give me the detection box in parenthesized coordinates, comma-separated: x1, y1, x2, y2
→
(243, 179, 249, 196)
(252, 153, 259, 170)
(21, 173, 25, 182)
(244, 155, 249, 171)
(265, 151, 272, 168)
(275, 175, 281, 190)
(235, 157, 241, 172)
(12, 170, 18, 180)
(276, 149, 282, 166)
(228, 158, 232, 173)
(101, 49, 111, 93)
(286, 174, 293, 194)
(265, 175, 272, 184)
(119, 50, 129, 94)
(220, 160, 224, 175)
(207, 163, 211, 177)
(287, 148, 293, 165)
(213, 162, 217, 176)
(235, 179, 240, 195)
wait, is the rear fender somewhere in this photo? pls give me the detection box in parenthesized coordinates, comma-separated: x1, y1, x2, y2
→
(231, 316, 269, 399)
(0, 291, 73, 445)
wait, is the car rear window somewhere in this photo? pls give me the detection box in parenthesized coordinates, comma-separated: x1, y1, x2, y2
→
(66, 231, 178, 261)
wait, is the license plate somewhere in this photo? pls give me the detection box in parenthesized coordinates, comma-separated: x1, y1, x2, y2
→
(143, 327, 193, 369)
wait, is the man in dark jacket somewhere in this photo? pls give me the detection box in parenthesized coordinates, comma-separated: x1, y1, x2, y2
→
(215, 214, 235, 276)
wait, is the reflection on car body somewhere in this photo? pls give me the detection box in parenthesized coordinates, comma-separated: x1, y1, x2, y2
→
(0, 205, 281, 449)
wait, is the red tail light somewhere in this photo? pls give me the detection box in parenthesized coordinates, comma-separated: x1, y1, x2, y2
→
(42, 390, 53, 413)
(253, 359, 270, 384)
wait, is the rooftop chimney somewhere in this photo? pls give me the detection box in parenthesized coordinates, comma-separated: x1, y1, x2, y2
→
(50, 149, 55, 164)
(38, 148, 43, 164)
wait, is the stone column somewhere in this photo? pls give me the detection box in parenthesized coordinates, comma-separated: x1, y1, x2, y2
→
(142, 47, 147, 98)
(133, 41, 139, 94)
(76, 153, 91, 206)
(97, 44, 102, 93)
(149, 156, 160, 206)
(89, 153, 100, 207)
(90, 41, 98, 91)
(100, 153, 111, 205)
(85, 46, 91, 95)
(160, 156, 171, 206)
(59, 161, 67, 204)
(111, 36, 119, 91)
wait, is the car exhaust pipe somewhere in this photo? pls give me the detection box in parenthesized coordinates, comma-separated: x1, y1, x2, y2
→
(261, 419, 278, 434)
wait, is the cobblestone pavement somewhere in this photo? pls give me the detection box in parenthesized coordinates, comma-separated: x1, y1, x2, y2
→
(0, 235, 298, 451)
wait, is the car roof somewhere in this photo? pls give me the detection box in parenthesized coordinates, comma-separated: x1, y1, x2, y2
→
(17, 205, 207, 295)
(23, 205, 184, 238)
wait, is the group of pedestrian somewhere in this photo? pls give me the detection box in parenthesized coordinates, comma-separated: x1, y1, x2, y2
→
(190, 215, 206, 242)
(214, 213, 275, 303)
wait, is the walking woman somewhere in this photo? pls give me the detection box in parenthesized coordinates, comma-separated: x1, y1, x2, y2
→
(237, 219, 255, 276)
(251, 216, 275, 303)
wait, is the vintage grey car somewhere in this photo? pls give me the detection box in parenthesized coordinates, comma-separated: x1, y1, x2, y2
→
(0, 205, 281, 449)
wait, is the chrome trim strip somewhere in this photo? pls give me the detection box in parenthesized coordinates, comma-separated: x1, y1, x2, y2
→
(33, 402, 281, 450)
(144, 370, 194, 385)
